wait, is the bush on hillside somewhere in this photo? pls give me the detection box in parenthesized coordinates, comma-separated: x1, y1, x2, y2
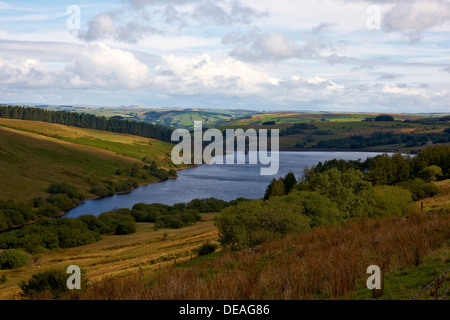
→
(115, 220, 136, 235)
(0, 249, 30, 270)
(20, 269, 69, 299)
(197, 242, 218, 256)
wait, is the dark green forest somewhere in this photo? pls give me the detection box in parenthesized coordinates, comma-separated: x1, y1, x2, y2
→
(0, 105, 173, 142)
(314, 130, 450, 149)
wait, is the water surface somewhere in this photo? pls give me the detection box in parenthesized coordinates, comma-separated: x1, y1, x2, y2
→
(65, 151, 386, 217)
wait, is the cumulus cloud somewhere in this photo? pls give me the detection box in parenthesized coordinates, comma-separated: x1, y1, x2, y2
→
(0, 44, 149, 90)
(224, 29, 330, 62)
(0, 58, 52, 87)
(383, 83, 428, 97)
(78, 0, 265, 43)
(382, 0, 450, 31)
(344, 0, 450, 42)
(151, 54, 279, 95)
(192, 1, 267, 25)
(79, 13, 159, 42)
(0, 44, 282, 96)
(64, 43, 149, 89)
(382, 0, 450, 42)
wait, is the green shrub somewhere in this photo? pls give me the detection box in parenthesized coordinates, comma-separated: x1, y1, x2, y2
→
(47, 193, 74, 211)
(0, 249, 30, 270)
(0, 274, 6, 284)
(0, 200, 37, 231)
(115, 181, 133, 193)
(115, 220, 136, 235)
(19, 268, 69, 299)
(215, 197, 311, 249)
(367, 185, 413, 217)
(197, 242, 218, 256)
(37, 203, 61, 217)
(77, 215, 105, 233)
(0, 218, 101, 253)
(375, 115, 394, 122)
(47, 182, 81, 200)
(398, 179, 441, 201)
(89, 184, 114, 197)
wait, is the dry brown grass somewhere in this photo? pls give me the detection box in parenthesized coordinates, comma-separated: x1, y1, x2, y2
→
(421, 180, 450, 211)
(0, 214, 218, 299)
(74, 209, 450, 300)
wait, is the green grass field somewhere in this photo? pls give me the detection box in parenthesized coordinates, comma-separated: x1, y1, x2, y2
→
(0, 119, 175, 203)
(221, 112, 429, 126)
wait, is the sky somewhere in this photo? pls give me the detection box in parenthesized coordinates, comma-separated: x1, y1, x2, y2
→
(0, 0, 449, 112)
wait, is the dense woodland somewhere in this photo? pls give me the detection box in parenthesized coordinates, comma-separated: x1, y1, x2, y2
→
(314, 130, 450, 149)
(0, 105, 173, 142)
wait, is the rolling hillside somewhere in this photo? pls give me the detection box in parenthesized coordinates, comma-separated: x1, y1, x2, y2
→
(42, 105, 258, 129)
(221, 111, 436, 126)
(218, 112, 450, 150)
(0, 119, 175, 203)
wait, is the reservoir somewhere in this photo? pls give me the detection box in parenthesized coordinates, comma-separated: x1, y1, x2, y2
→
(65, 151, 388, 218)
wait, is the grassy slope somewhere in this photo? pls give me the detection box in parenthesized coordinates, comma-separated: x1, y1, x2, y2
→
(0, 213, 218, 299)
(0, 119, 174, 202)
(350, 180, 450, 300)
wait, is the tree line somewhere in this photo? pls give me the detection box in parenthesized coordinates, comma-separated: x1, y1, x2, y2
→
(0, 160, 177, 232)
(0, 105, 173, 142)
(215, 145, 449, 250)
(314, 130, 450, 149)
(0, 196, 241, 254)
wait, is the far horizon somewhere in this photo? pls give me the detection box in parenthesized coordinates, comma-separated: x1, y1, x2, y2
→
(1, 103, 450, 116)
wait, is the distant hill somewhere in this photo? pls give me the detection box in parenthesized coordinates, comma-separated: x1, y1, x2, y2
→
(39, 105, 259, 130)
(217, 112, 450, 150)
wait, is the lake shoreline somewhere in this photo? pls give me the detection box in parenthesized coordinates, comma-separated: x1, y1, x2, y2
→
(279, 147, 415, 154)
(0, 165, 199, 233)
(63, 165, 198, 216)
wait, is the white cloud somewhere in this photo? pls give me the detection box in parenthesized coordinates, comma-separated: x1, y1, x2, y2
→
(382, 0, 450, 31)
(151, 54, 279, 95)
(383, 83, 428, 97)
(78, 0, 265, 43)
(0, 43, 149, 90)
(0, 58, 52, 87)
(64, 43, 149, 89)
(224, 29, 330, 61)
(79, 12, 159, 43)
